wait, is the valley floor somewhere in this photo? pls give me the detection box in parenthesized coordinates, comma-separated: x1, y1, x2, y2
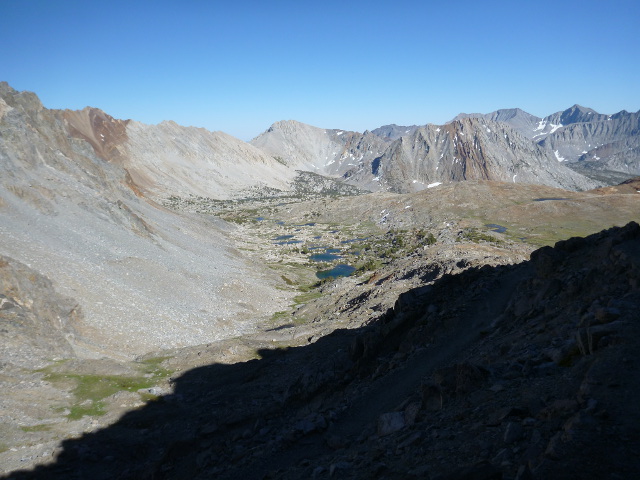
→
(1, 181, 640, 479)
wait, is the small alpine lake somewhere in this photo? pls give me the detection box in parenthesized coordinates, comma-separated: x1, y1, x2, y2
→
(316, 264, 356, 280)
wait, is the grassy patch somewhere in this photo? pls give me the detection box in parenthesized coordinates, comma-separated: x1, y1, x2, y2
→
(280, 275, 295, 286)
(46, 373, 154, 419)
(20, 424, 53, 433)
(534, 224, 607, 247)
(293, 290, 323, 305)
(138, 356, 173, 377)
(457, 228, 501, 244)
(355, 258, 383, 274)
(39, 358, 173, 420)
(270, 310, 291, 322)
(268, 263, 318, 289)
(67, 402, 107, 420)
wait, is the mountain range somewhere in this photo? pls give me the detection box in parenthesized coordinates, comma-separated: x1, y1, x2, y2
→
(1, 80, 638, 358)
(254, 105, 639, 193)
(453, 105, 640, 184)
(251, 116, 601, 193)
(1, 81, 640, 478)
(4, 81, 638, 204)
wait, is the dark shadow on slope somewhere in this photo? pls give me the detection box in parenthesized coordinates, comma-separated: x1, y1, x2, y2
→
(371, 156, 382, 176)
(4, 222, 640, 480)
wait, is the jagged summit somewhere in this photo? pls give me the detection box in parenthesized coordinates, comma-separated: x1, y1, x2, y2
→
(378, 117, 597, 192)
(251, 107, 637, 193)
(545, 104, 606, 126)
(443, 104, 640, 183)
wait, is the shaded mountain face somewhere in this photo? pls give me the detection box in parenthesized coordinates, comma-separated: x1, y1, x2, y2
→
(9, 221, 639, 480)
(458, 105, 640, 181)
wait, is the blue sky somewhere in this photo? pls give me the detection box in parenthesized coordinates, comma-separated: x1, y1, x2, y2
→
(2, 0, 638, 140)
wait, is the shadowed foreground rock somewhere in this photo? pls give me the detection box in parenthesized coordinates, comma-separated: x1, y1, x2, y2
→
(5, 222, 640, 480)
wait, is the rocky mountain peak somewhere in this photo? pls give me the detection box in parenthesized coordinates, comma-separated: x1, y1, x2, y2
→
(442, 104, 640, 183)
(263, 119, 311, 135)
(371, 116, 598, 192)
(61, 106, 130, 164)
(0, 82, 45, 118)
(556, 104, 600, 125)
(371, 123, 420, 141)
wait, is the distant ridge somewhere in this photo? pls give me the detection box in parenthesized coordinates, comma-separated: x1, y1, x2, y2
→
(251, 116, 600, 193)
(3, 81, 638, 194)
(453, 108, 541, 139)
(58, 101, 296, 202)
(448, 104, 640, 183)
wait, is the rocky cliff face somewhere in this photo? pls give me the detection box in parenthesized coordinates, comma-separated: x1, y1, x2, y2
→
(540, 108, 640, 177)
(453, 107, 541, 139)
(251, 117, 600, 194)
(459, 104, 640, 182)
(374, 118, 597, 193)
(0, 255, 79, 368)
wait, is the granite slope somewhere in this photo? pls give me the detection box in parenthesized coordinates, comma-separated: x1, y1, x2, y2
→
(61, 106, 296, 202)
(0, 82, 290, 358)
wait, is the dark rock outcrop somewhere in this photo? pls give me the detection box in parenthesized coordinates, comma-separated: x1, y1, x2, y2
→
(0, 255, 79, 367)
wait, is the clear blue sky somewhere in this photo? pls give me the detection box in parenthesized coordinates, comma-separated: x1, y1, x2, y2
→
(2, 0, 638, 140)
